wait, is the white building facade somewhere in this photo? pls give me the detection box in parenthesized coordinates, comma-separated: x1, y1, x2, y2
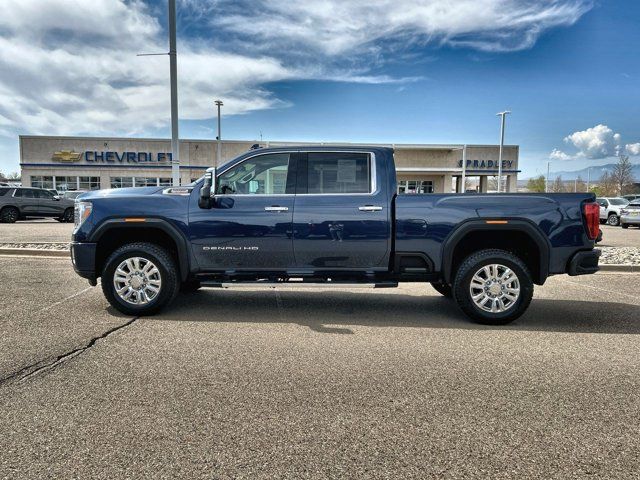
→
(19, 136, 519, 193)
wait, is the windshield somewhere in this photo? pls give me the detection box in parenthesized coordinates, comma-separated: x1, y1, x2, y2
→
(609, 198, 629, 206)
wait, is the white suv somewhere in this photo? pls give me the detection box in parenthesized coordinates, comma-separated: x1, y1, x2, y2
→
(597, 197, 629, 226)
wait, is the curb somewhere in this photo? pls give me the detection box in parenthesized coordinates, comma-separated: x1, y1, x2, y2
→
(0, 248, 69, 258)
(598, 264, 640, 273)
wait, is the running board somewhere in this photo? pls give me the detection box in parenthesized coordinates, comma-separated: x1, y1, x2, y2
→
(200, 280, 398, 289)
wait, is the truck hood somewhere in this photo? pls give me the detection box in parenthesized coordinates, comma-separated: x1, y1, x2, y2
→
(79, 187, 164, 200)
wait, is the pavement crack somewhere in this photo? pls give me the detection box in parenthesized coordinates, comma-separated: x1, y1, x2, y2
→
(0, 316, 139, 387)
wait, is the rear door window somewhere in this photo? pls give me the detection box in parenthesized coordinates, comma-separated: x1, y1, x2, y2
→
(306, 152, 371, 194)
(0, 188, 12, 197)
(13, 189, 35, 198)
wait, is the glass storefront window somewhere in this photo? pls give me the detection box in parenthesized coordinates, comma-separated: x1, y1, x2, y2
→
(78, 176, 101, 190)
(30, 176, 54, 189)
(110, 177, 134, 188)
(397, 180, 433, 194)
(135, 177, 159, 187)
(55, 176, 78, 191)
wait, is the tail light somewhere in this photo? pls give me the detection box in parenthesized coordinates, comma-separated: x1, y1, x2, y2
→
(583, 202, 599, 240)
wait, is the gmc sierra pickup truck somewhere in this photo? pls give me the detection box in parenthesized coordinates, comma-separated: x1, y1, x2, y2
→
(71, 146, 601, 325)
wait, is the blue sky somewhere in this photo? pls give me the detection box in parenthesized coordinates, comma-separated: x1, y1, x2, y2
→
(0, 0, 638, 177)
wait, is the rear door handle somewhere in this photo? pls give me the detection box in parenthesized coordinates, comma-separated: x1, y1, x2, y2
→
(358, 205, 383, 212)
(264, 206, 289, 212)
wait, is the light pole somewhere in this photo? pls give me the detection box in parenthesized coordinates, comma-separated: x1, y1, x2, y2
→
(461, 144, 467, 193)
(546, 161, 551, 193)
(168, 0, 180, 186)
(587, 167, 591, 192)
(215, 100, 223, 165)
(496, 111, 511, 193)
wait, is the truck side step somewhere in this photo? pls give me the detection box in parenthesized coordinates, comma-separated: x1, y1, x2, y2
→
(199, 279, 398, 289)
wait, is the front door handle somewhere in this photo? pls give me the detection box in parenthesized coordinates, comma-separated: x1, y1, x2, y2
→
(264, 206, 289, 212)
(358, 205, 383, 212)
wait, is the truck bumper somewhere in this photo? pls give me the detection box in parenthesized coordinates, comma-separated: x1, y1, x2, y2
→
(71, 241, 97, 284)
(568, 249, 601, 276)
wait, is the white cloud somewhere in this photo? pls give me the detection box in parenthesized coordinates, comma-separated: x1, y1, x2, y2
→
(563, 124, 622, 159)
(0, 0, 593, 146)
(549, 148, 574, 161)
(212, 0, 593, 56)
(626, 143, 640, 156)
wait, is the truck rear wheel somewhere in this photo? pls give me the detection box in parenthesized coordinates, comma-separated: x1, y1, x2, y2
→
(452, 249, 533, 325)
(101, 242, 179, 316)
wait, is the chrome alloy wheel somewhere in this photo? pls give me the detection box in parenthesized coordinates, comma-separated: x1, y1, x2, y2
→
(469, 264, 520, 313)
(113, 257, 162, 305)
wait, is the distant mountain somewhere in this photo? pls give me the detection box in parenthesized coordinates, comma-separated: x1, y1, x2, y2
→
(522, 162, 640, 183)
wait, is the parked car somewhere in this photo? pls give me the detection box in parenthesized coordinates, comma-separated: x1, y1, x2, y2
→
(596, 197, 629, 226)
(71, 146, 600, 325)
(0, 187, 75, 223)
(623, 194, 640, 202)
(62, 190, 87, 200)
(620, 200, 640, 229)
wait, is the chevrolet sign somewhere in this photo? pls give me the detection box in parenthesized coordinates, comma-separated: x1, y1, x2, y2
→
(52, 150, 83, 163)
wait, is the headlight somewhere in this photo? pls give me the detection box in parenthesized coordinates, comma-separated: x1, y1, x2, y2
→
(620, 209, 628, 214)
(74, 201, 92, 230)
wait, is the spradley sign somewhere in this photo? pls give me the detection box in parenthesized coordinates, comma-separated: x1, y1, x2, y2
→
(458, 159, 515, 169)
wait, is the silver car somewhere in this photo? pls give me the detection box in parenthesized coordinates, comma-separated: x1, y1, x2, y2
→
(620, 200, 640, 229)
(0, 187, 75, 223)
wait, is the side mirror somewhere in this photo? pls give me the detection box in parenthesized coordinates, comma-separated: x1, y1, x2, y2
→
(53, 195, 61, 201)
(198, 167, 217, 209)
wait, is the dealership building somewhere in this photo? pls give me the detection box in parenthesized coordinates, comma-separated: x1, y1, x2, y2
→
(19, 135, 519, 193)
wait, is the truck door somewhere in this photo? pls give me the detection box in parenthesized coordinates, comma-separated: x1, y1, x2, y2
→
(189, 152, 297, 270)
(292, 151, 390, 270)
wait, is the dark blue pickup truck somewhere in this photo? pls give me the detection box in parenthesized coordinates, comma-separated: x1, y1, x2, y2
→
(71, 146, 601, 324)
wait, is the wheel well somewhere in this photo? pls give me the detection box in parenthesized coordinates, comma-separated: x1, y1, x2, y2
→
(95, 227, 181, 279)
(608, 212, 617, 216)
(449, 230, 543, 285)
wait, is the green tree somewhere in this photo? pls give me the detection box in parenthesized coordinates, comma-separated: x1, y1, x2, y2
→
(526, 175, 546, 192)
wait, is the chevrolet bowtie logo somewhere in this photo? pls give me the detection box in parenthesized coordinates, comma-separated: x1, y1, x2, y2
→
(52, 150, 82, 163)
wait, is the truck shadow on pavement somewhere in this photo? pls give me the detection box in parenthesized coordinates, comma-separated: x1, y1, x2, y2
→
(155, 289, 640, 335)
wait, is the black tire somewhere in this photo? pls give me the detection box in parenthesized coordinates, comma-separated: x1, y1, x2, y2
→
(607, 214, 620, 226)
(621, 223, 629, 229)
(180, 279, 201, 293)
(0, 206, 19, 223)
(61, 207, 74, 223)
(453, 249, 534, 325)
(101, 242, 179, 316)
(431, 282, 452, 298)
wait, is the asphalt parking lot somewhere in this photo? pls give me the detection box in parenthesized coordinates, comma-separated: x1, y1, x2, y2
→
(0, 255, 639, 479)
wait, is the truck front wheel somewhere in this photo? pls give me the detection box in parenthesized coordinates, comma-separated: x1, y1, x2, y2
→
(452, 249, 534, 325)
(101, 242, 179, 316)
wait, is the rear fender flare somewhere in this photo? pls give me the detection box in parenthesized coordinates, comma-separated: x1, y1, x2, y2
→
(441, 219, 550, 284)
